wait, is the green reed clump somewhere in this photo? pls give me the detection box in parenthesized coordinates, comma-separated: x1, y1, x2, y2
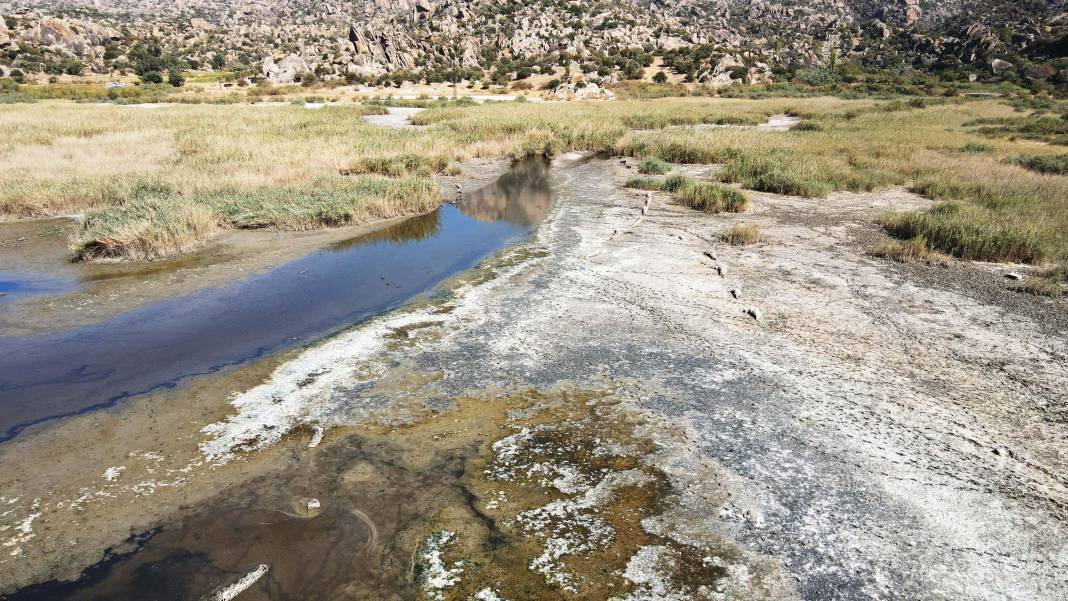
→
(675, 180, 749, 213)
(638, 156, 671, 175)
(878, 202, 1054, 264)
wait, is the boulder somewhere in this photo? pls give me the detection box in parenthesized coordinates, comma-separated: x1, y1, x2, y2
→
(990, 58, 1013, 75)
(270, 54, 313, 84)
(261, 55, 278, 80)
(554, 81, 615, 100)
(0, 15, 11, 48)
(904, 0, 922, 27)
(871, 19, 892, 40)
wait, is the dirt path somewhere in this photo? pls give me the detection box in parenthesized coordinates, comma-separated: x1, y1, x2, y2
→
(2, 155, 1065, 599)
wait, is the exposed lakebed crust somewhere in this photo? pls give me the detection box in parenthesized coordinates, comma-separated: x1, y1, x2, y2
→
(0, 158, 510, 337)
(2, 154, 1067, 599)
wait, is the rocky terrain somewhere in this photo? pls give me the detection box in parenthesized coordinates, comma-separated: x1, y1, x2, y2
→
(0, 1, 1065, 89)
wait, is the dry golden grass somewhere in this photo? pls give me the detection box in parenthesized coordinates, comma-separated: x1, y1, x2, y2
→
(0, 102, 454, 259)
(3, 97, 1067, 270)
(720, 223, 761, 245)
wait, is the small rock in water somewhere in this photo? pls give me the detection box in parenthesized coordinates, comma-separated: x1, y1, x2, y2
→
(306, 498, 321, 511)
(716, 265, 725, 277)
(703, 251, 717, 261)
(746, 308, 761, 321)
(1005, 271, 1022, 280)
(730, 288, 740, 300)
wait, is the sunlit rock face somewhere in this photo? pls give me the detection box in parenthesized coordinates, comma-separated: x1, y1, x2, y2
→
(0, 1, 1058, 84)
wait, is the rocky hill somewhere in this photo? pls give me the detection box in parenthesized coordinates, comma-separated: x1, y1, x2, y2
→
(1, 0, 1065, 90)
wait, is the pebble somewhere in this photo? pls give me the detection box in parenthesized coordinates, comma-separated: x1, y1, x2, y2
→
(306, 498, 321, 511)
(1005, 271, 1022, 280)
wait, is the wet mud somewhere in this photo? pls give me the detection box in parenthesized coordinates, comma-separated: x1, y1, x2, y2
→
(5, 387, 775, 601)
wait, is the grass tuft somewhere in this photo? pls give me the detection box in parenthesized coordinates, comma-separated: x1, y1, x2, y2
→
(625, 176, 664, 191)
(72, 192, 218, 262)
(676, 181, 749, 214)
(638, 156, 671, 175)
(719, 223, 761, 245)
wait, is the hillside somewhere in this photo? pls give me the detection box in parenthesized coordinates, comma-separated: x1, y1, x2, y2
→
(0, 1, 1065, 90)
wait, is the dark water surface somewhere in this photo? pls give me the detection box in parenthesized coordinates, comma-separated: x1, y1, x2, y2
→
(0, 159, 553, 442)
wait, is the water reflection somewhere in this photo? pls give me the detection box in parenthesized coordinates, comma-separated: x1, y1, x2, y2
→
(458, 158, 553, 227)
(328, 209, 441, 251)
(328, 158, 551, 253)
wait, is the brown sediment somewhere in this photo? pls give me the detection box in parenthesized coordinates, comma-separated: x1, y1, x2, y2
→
(2, 373, 770, 600)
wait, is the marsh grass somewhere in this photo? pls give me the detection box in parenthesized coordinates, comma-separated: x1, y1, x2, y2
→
(720, 223, 761, 245)
(638, 156, 670, 175)
(1011, 154, 1068, 176)
(5, 97, 1068, 266)
(626, 173, 747, 213)
(675, 180, 748, 213)
(73, 192, 218, 261)
(625, 176, 664, 191)
(965, 115, 1068, 145)
(1, 102, 445, 260)
(878, 203, 1052, 264)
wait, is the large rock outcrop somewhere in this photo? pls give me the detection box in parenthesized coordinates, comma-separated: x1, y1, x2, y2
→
(262, 54, 314, 84)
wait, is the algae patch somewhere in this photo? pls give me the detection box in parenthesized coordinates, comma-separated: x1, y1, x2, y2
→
(408, 388, 781, 601)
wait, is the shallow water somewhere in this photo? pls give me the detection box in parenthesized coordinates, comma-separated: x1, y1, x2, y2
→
(0, 159, 553, 442)
(0, 271, 77, 302)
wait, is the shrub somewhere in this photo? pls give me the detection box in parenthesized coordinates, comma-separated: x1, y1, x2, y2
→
(168, 70, 186, 87)
(652, 71, 668, 84)
(638, 155, 670, 175)
(141, 70, 163, 84)
(961, 143, 994, 153)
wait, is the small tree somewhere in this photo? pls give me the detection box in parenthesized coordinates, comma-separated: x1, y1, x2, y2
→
(652, 71, 668, 84)
(141, 70, 163, 84)
(168, 70, 185, 87)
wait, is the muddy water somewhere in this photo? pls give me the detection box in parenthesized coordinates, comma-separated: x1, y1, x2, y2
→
(0, 159, 553, 442)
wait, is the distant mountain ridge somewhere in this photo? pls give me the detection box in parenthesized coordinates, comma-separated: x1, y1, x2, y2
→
(1, 1, 1065, 89)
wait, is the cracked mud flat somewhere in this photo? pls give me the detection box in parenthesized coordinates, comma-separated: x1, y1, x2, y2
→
(2, 154, 1066, 600)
